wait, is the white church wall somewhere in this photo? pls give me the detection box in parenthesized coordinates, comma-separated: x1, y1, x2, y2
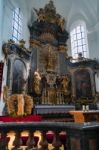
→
(67, 7, 98, 59)
(0, 0, 5, 115)
(87, 26, 99, 59)
(0, 0, 30, 115)
(88, 23, 99, 94)
(87, 0, 99, 60)
(2, 0, 30, 46)
(0, 0, 4, 60)
(16, 0, 30, 48)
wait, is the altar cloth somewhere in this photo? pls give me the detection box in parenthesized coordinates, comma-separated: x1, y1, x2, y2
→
(34, 105, 75, 114)
(0, 115, 42, 122)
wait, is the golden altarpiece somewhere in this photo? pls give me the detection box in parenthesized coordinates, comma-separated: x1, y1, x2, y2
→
(2, 1, 99, 115)
(27, 0, 71, 105)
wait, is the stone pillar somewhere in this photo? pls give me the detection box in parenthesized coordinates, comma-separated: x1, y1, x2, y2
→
(39, 131, 48, 150)
(13, 131, 22, 150)
(26, 131, 35, 149)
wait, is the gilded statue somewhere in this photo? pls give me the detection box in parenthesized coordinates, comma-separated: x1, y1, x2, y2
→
(61, 75, 70, 96)
(34, 8, 45, 22)
(19, 39, 26, 48)
(33, 71, 42, 95)
(45, 45, 57, 72)
(33, 0, 66, 26)
(58, 17, 65, 31)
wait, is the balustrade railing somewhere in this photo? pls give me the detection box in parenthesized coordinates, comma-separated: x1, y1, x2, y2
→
(0, 122, 99, 150)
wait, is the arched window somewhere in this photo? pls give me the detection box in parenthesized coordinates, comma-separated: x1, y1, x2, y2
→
(70, 21, 89, 59)
(12, 8, 23, 42)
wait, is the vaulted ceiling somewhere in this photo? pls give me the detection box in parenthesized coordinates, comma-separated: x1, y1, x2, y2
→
(23, 0, 99, 29)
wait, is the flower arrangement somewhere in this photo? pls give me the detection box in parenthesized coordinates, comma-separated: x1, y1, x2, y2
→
(7, 94, 33, 117)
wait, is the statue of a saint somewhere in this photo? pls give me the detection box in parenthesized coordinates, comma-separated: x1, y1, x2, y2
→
(33, 71, 41, 95)
(46, 45, 56, 72)
(58, 17, 65, 31)
(61, 75, 70, 96)
(47, 47, 53, 70)
(55, 76, 61, 88)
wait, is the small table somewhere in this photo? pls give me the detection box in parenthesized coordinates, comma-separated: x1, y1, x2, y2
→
(69, 110, 99, 123)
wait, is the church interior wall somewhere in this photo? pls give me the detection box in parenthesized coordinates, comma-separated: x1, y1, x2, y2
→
(2, 0, 30, 46)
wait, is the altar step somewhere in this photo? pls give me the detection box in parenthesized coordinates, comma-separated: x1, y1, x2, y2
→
(33, 104, 75, 122)
(42, 114, 74, 122)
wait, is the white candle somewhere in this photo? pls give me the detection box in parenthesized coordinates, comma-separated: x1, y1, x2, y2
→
(82, 105, 85, 111)
(86, 105, 89, 111)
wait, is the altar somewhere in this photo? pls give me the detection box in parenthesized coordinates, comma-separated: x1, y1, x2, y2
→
(69, 110, 99, 123)
(33, 105, 75, 122)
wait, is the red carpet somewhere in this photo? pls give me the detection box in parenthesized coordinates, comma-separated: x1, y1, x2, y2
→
(0, 115, 42, 122)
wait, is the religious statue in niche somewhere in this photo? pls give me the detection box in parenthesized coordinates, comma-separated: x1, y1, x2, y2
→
(61, 75, 71, 96)
(32, 69, 48, 104)
(33, 71, 42, 95)
(41, 44, 58, 73)
(46, 46, 56, 72)
(55, 76, 62, 89)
